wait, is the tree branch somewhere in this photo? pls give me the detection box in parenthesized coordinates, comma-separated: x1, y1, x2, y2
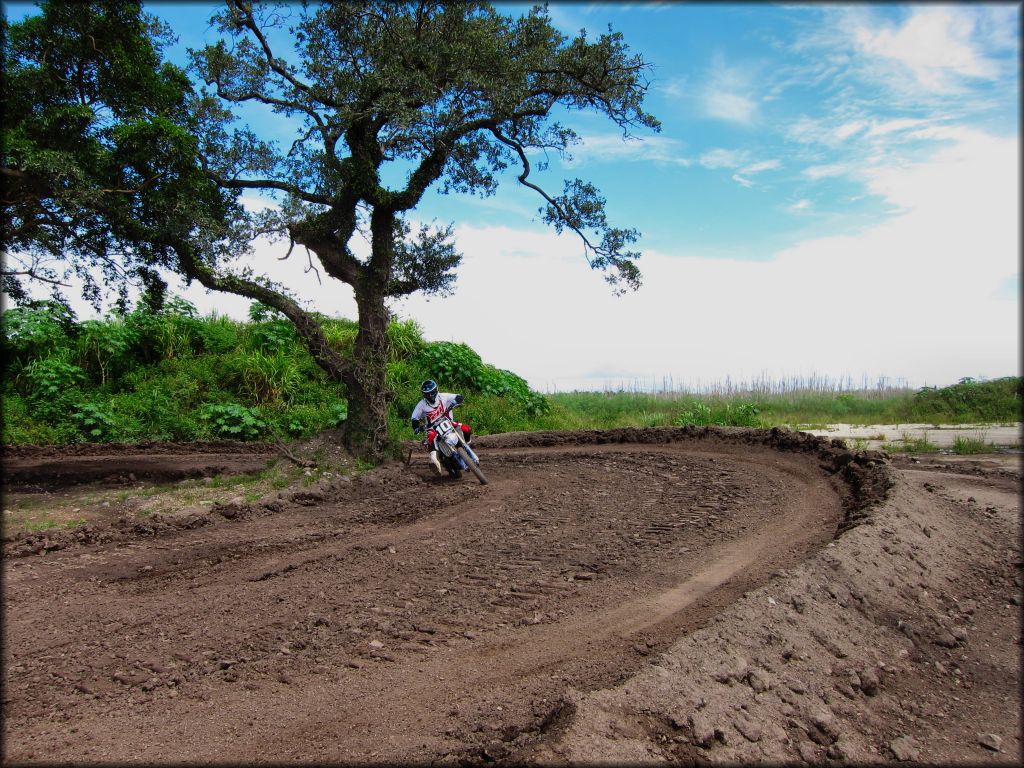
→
(490, 127, 596, 269)
(175, 242, 350, 380)
(210, 174, 333, 205)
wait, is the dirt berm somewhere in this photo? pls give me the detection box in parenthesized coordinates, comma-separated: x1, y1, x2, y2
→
(2, 426, 1019, 764)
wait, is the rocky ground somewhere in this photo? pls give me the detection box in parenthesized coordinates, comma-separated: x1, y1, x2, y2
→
(1, 427, 1019, 764)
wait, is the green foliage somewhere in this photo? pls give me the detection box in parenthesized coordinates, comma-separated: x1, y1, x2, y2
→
(671, 400, 762, 428)
(674, 401, 712, 426)
(19, 358, 86, 403)
(328, 401, 349, 426)
(2, 1, 228, 309)
(952, 435, 993, 455)
(0, 301, 76, 369)
(549, 379, 1023, 433)
(76, 318, 135, 383)
(233, 350, 304, 405)
(200, 403, 267, 440)
(413, 341, 549, 425)
(246, 318, 298, 353)
(194, 314, 242, 355)
(721, 402, 763, 427)
(321, 317, 359, 356)
(71, 402, 117, 441)
(909, 377, 1022, 423)
(882, 434, 941, 454)
(387, 318, 425, 359)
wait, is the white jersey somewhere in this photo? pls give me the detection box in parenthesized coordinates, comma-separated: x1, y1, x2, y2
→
(411, 393, 460, 426)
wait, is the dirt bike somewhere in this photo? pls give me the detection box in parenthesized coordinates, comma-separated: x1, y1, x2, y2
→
(424, 403, 488, 485)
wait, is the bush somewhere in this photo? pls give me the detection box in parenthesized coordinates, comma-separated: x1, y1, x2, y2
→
(909, 377, 1022, 423)
(674, 401, 712, 426)
(320, 317, 359, 355)
(200, 404, 268, 440)
(387, 318, 425, 359)
(195, 315, 242, 355)
(75, 318, 136, 385)
(415, 341, 548, 417)
(70, 403, 118, 442)
(2, 299, 548, 445)
(1, 301, 75, 369)
(19, 358, 88, 420)
(235, 350, 304, 405)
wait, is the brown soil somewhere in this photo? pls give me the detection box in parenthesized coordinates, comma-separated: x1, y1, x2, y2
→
(2, 427, 1019, 765)
(2, 440, 279, 489)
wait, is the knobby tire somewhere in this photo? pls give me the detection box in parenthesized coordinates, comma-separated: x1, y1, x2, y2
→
(457, 445, 488, 485)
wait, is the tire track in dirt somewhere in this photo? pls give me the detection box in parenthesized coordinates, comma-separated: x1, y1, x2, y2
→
(2, 429, 885, 764)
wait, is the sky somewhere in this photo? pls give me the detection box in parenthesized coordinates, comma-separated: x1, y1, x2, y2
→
(5, 2, 1021, 392)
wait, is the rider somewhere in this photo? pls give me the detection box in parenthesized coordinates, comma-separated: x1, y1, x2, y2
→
(411, 379, 472, 471)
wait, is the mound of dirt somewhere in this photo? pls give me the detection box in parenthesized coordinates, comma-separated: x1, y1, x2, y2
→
(525, 455, 1022, 765)
(2, 440, 278, 489)
(2, 429, 1017, 765)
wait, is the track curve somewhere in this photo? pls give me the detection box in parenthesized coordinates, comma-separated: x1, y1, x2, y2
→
(2, 428, 889, 763)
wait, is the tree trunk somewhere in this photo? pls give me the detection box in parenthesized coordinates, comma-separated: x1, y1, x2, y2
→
(341, 283, 393, 461)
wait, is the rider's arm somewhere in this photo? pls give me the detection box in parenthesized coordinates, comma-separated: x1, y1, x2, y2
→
(438, 393, 464, 410)
(411, 417, 422, 434)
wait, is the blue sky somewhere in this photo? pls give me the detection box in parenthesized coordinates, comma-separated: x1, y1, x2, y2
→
(5, 2, 1021, 391)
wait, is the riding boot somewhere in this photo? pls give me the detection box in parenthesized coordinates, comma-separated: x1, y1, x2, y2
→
(428, 450, 443, 474)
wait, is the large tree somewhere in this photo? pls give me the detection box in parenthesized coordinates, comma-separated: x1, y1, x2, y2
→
(185, 0, 659, 459)
(4, 0, 659, 460)
(1, 0, 236, 311)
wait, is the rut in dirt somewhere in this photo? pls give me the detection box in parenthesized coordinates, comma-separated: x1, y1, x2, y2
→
(2, 427, 891, 764)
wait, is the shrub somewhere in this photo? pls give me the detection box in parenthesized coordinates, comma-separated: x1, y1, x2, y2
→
(909, 377, 1022, 423)
(195, 315, 242, 354)
(236, 350, 304, 405)
(387, 318, 425, 359)
(246, 319, 297, 353)
(719, 402, 763, 427)
(320, 317, 359, 355)
(71, 403, 118, 442)
(75, 318, 136, 384)
(19, 356, 86, 403)
(415, 341, 547, 414)
(674, 401, 712, 426)
(1, 301, 76, 368)
(200, 404, 268, 440)
(327, 401, 349, 426)
(953, 435, 992, 455)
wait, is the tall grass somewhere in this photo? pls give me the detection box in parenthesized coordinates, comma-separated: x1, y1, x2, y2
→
(544, 376, 1021, 431)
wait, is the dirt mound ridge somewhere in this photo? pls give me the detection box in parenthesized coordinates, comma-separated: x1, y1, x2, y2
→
(3, 428, 890, 558)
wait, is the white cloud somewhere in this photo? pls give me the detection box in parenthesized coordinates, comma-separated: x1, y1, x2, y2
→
(865, 117, 929, 137)
(787, 199, 812, 212)
(803, 163, 850, 180)
(853, 6, 1001, 92)
(396, 127, 1018, 391)
(698, 153, 777, 187)
(239, 193, 280, 213)
(698, 148, 750, 169)
(569, 133, 692, 167)
(739, 159, 781, 175)
(832, 120, 866, 141)
(701, 54, 759, 124)
(786, 116, 830, 145)
(704, 91, 757, 124)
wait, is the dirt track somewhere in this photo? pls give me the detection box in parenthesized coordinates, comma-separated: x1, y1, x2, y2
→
(2, 428, 1019, 764)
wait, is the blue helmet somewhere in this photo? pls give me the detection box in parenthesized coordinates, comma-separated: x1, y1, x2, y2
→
(421, 379, 438, 404)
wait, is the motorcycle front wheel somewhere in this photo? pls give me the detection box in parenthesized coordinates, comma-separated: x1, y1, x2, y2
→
(444, 452, 462, 479)
(456, 445, 488, 485)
